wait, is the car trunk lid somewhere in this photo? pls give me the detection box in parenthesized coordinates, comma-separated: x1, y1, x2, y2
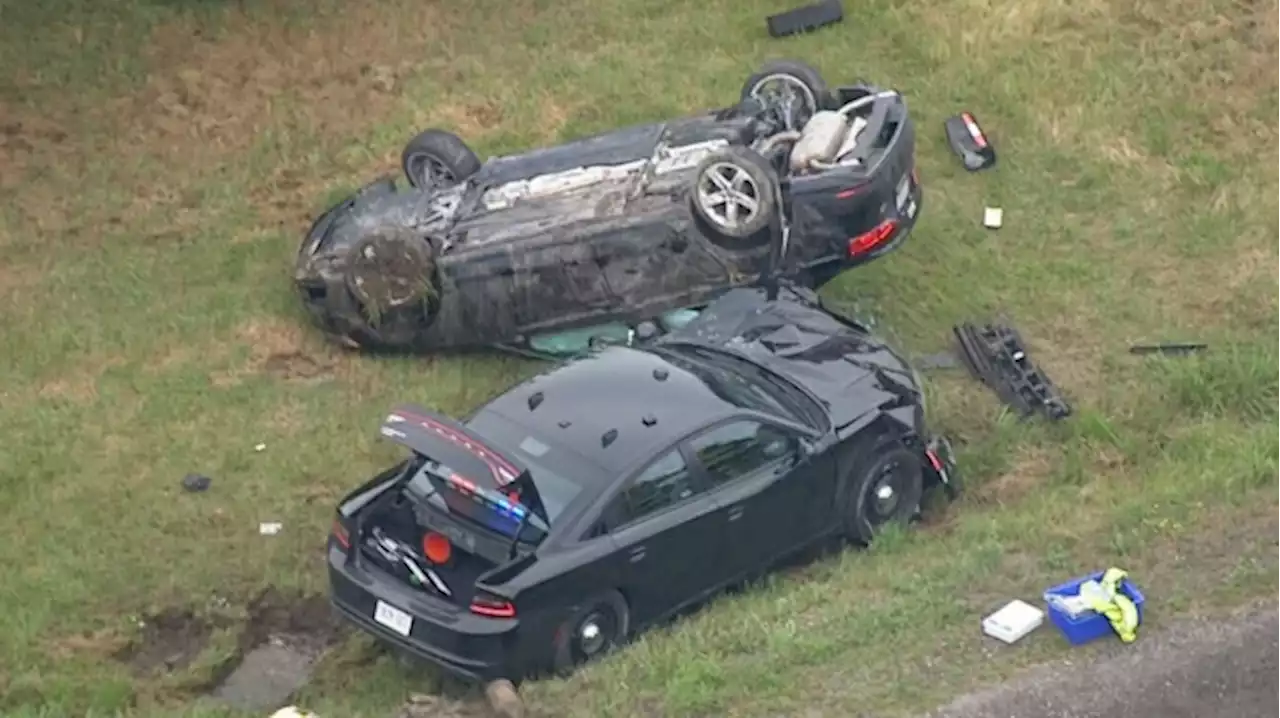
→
(353, 405, 549, 610)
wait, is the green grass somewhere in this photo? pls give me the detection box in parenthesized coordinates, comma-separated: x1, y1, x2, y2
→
(0, 0, 1276, 715)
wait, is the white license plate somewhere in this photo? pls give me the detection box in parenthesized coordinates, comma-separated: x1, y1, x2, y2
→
(373, 600, 413, 637)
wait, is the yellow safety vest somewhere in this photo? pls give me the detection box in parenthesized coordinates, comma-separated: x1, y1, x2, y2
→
(1081, 567, 1140, 643)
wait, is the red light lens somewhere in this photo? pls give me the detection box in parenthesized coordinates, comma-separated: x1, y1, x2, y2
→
(835, 184, 869, 200)
(470, 594, 516, 618)
(422, 532, 452, 564)
(961, 113, 987, 149)
(847, 219, 899, 257)
(332, 519, 350, 549)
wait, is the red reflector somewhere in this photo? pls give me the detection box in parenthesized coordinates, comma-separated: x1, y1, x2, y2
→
(961, 113, 987, 149)
(835, 184, 868, 199)
(925, 449, 943, 472)
(470, 594, 516, 619)
(847, 219, 899, 257)
(422, 532, 452, 564)
(332, 519, 350, 549)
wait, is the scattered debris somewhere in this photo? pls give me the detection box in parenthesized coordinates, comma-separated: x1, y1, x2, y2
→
(1045, 569, 1144, 645)
(255, 443, 267, 452)
(182, 473, 212, 492)
(982, 206, 1003, 229)
(944, 111, 997, 171)
(766, 0, 844, 38)
(953, 321, 1072, 421)
(982, 599, 1044, 644)
(1129, 342, 1208, 356)
(259, 522, 283, 535)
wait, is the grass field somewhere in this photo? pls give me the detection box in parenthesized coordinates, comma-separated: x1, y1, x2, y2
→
(1, 0, 1276, 716)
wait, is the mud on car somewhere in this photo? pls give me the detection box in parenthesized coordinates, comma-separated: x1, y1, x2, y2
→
(294, 59, 921, 354)
(326, 284, 959, 682)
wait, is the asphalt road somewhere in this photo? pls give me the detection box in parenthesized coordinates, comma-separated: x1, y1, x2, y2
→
(923, 603, 1278, 718)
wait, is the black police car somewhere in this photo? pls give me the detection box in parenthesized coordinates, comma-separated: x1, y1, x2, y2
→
(326, 283, 958, 681)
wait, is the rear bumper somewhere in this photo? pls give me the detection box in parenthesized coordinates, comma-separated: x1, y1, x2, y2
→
(327, 545, 518, 682)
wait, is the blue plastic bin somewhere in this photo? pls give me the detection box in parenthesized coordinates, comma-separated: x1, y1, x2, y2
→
(1043, 571, 1145, 646)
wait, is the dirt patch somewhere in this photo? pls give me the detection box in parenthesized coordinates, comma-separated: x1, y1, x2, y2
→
(971, 447, 1054, 506)
(34, 356, 128, 405)
(206, 587, 345, 712)
(397, 692, 502, 718)
(237, 587, 341, 650)
(46, 628, 132, 662)
(112, 608, 225, 676)
(210, 317, 343, 387)
(262, 351, 331, 381)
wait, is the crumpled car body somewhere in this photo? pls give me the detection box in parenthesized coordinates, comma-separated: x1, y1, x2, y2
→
(294, 65, 921, 354)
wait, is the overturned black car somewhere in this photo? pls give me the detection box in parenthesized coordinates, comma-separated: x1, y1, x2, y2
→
(295, 59, 921, 354)
(326, 284, 959, 682)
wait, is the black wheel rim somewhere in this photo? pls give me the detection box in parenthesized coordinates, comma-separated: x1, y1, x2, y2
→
(574, 610, 615, 659)
(865, 458, 911, 524)
(407, 153, 455, 189)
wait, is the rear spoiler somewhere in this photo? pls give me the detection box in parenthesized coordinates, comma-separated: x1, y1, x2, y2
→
(378, 404, 551, 528)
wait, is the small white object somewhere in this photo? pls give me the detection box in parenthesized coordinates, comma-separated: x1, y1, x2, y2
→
(982, 599, 1045, 644)
(983, 206, 1004, 229)
(374, 599, 414, 637)
(270, 707, 320, 718)
(259, 522, 283, 535)
(254, 443, 267, 452)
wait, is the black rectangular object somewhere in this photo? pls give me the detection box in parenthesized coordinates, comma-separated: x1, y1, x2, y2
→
(944, 112, 997, 171)
(953, 321, 1071, 421)
(767, 0, 844, 38)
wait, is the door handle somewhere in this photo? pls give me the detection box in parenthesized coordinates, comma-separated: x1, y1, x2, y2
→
(727, 504, 745, 522)
(629, 546, 646, 563)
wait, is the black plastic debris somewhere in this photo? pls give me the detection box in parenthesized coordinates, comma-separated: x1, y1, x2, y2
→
(1129, 342, 1208, 357)
(182, 473, 212, 492)
(953, 321, 1071, 421)
(944, 112, 997, 171)
(766, 0, 844, 38)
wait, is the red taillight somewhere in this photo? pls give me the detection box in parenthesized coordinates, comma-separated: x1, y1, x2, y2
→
(847, 219, 899, 257)
(911, 166, 920, 185)
(331, 518, 350, 549)
(835, 183, 869, 199)
(422, 531, 452, 564)
(470, 592, 516, 619)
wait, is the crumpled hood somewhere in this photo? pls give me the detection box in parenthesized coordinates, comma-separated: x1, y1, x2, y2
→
(660, 285, 923, 433)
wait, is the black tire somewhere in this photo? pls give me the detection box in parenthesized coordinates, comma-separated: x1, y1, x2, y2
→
(837, 440, 925, 546)
(690, 146, 779, 245)
(740, 59, 833, 130)
(550, 590, 629, 675)
(342, 225, 441, 350)
(401, 129, 481, 190)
